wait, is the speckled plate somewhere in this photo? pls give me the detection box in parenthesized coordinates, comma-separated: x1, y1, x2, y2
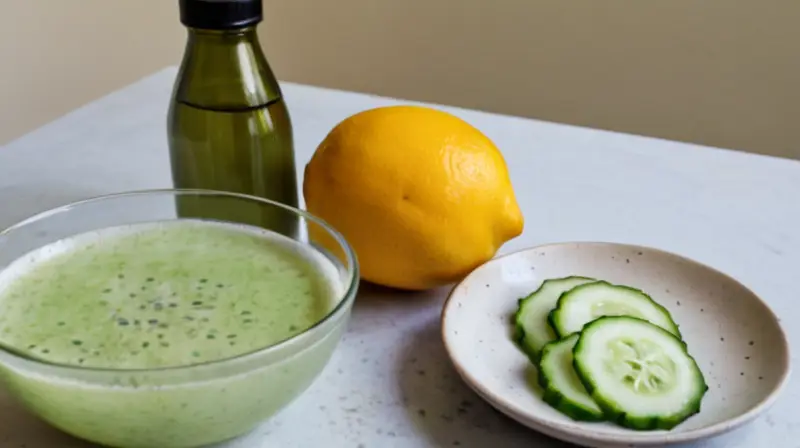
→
(441, 242, 791, 447)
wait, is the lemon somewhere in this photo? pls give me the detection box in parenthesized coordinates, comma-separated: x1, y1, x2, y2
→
(303, 105, 523, 290)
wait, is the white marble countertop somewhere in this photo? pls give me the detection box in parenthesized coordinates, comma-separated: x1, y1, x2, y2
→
(1, 67, 799, 448)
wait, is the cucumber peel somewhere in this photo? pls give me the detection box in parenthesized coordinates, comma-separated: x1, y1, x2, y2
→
(538, 334, 605, 422)
(514, 276, 595, 361)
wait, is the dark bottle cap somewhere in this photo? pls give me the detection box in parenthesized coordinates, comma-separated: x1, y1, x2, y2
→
(179, 0, 263, 30)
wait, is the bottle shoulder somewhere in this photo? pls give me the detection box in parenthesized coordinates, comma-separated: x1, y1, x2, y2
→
(171, 30, 282, 109)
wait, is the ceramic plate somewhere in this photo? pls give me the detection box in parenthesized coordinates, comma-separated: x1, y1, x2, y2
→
(441, 242, 790, 447)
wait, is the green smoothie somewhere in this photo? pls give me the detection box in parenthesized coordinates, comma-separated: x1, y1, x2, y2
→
(0, 219, 348, 447)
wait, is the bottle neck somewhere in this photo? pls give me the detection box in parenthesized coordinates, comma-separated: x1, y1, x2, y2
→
(173, 27, 281, 110)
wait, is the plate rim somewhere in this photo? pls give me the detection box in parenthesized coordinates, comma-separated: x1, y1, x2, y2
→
(440, 240, 792, 446)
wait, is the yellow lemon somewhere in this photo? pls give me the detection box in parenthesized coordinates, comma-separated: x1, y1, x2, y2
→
(303, 105, 523, 290)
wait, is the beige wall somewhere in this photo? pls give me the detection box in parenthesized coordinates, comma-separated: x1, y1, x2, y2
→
(0, 1, 183, 144)
(3, 1, 798, 160)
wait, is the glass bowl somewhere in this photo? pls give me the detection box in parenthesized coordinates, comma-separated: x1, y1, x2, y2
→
(0, 189, 359, 447)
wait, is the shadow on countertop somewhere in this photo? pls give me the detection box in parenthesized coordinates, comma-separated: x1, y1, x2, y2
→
(392, 309, 577, 448)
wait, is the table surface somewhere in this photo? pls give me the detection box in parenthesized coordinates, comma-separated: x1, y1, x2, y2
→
(1, 67, 799, 448)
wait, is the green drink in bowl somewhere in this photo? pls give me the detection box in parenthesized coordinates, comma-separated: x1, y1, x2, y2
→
(0, 190, 359, 447)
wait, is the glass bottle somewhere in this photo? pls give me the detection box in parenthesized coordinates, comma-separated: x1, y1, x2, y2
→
(168, 0, 298, 235)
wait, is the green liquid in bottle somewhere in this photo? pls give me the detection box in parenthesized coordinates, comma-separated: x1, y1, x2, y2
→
(167, 4, 299, 236)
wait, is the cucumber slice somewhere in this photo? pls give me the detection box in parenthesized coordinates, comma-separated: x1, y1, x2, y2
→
(549, 281, 680, 339)
(573, 316, 708, 430)
(514, 276, 595, 361)
(538, 334, 605, 422)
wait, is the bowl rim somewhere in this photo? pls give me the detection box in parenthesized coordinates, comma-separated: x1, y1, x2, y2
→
(0, 188, 360, 377)
(441, 241, 792, 445)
